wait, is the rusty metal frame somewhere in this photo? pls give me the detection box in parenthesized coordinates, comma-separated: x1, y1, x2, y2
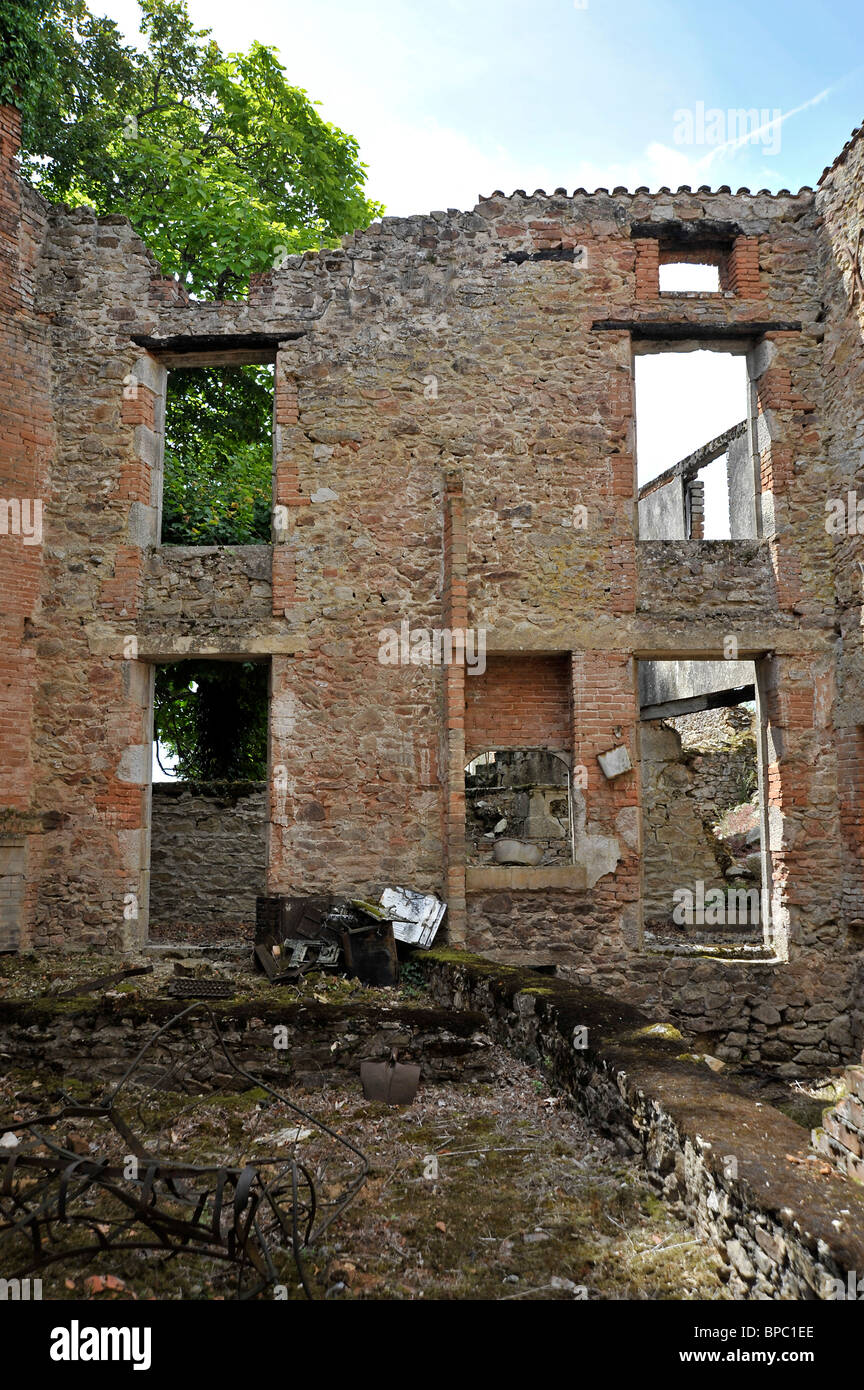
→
(0, 1004, 369, 1299)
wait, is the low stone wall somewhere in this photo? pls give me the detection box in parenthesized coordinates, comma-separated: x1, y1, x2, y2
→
(636, 540, 780, 619)
(141, 546, 272, 621)
(464, 896, 862, 1070)
(813, 1059, 864, 1180)
(561, 950, 862, 1072)
(0, 993, 494, 1089)
(149, 782, 267, 934)
(419, 950, 864, 1299)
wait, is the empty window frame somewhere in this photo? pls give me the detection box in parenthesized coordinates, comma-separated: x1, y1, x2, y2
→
(465, 748, 574, 867)
(633, 223, 744, 298)
(634, 346, 758, 540)
(659, 261, 721, 293)
(159, 362, 275, 545)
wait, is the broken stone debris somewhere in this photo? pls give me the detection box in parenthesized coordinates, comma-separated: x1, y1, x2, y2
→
(597, 745, 633, 780)
(492, 838, 543, 867)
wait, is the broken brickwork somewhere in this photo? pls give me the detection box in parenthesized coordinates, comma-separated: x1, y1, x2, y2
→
(1, 101, 864, 1069)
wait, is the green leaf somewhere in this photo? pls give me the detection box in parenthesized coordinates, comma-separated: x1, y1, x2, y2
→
(16, 0, 383, 299)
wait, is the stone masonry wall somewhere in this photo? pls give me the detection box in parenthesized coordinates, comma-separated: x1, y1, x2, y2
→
(148, 782, 267, 934)
(0, 108, 54, 949)
(0, 992, 495, 1089)
(420, 952, 864, 1300)
(813, 1058, 864, 1181)
(818, 128, 864, 933)
(0, 100, 863, 1072)
(640, 720, 737, 926)
(640, 715, 759, 930)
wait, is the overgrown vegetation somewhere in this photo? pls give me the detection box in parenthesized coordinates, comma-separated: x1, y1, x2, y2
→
(154, 660, 268, 780)
(161, 365, 273, 545)
(8, 0, 382, 299)
(0, 1060, 727, 1301)
(4, 0, 382, 544)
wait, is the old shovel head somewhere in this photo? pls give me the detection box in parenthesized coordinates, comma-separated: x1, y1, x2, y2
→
(361, 1050, 420, 1105)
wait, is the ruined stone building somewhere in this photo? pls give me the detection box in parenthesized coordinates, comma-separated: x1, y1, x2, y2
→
(2, 100, 864, 1070)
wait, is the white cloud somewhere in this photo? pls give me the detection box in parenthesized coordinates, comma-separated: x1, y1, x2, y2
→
(361, 121, 561, 215)
(362, 125, 723, 218)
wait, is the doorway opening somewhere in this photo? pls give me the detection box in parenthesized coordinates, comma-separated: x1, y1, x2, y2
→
(638, 657, 772, 953)
(148, 658, 269, 944)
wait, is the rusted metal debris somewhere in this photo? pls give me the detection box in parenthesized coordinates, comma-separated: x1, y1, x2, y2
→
(254, 894, 345, 984)
(0, 1005, 368, 1299)
(54, 964, 154, 999)
(254, 887, 445, 989)
(166, 978, 235, 999)
(336, 911, 400, 988)
(379, 888, 446, 949)
(253, 942, 296, 984)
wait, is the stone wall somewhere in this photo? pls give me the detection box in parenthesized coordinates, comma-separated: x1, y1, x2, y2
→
(141, 547, 272, 624)
(641, 720, 735, 926)
(149, 782, 267, 934)
(420, 952, 864, 1300)
(465, 747, 573, 866)
(813, 1059, 864, 1181)
(0, 108, 54, 950)
(0, 98, 863, 1072)
(0, 990, 494, 1089)
(817, 127, 864, 933)
(560, 953, 861, 1071)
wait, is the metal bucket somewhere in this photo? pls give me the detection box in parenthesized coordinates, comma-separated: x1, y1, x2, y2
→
(360, 1050, 421, 1105)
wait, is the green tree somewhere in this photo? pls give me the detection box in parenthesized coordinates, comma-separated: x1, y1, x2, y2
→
(14, 0, 382, 298)
(2, 0, 383, 776)
(161, 364, 274, 544)
(0, 1, 61, 124)
(155, 661, 269, 780)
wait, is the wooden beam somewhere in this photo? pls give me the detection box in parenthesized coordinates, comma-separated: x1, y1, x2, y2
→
(640, 683, 756, 721)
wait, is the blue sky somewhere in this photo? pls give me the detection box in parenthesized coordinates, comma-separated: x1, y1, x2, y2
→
(99, 0, 864, 214)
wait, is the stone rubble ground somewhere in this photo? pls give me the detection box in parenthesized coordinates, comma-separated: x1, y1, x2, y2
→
(0, 1052, 728, 1301)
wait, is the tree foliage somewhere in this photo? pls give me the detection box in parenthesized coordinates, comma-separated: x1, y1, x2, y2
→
(154, 661, 269, 781)
(15, 0, 383, 298)
(0, 0, 61, 123)
(161, 365, 273, 545)
(5, 0, 378, 776)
